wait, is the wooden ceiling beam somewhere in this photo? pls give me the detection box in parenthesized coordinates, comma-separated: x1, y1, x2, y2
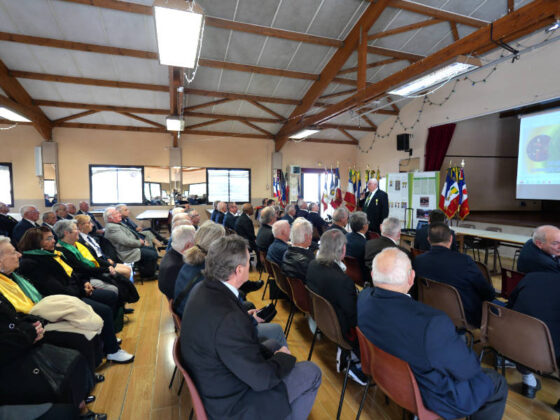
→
(186, 119, 225, 130)
(450, 22, 459, 41)
(53, 110, 98, 123)
(319, 88, 356, 100)
(367, 45, 424, 61)
(388, 0, 488, 27)
(508, 0, 515, 14)
(338, 129, 359, 144)
(332, 77, 359, 86)
(360, 114, 378, 130)
(169, 67, 183, 116)
(367, 19, 442, 41)
(34, 99, 168, 114)
(247, 101, 286, 120)
(184, 98, 232, 112)
(199, 58, 317, 81)
(240, 120, 273, 137)
(338, 58, 401, 75)
(319, 123, 376, 132)
(275, 0, 391, 151)
(0, 60, 52, 140)
(281, 0, 557, 136)
(185, 111, 280, 124)
(358, 27, 368, 91)
(117, 111, 165, 129)
(296, 138, 357, 146)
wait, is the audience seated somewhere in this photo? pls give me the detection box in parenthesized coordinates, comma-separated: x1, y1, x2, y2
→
(77, 201, 104, 235)
(210, 201, 221, 222)
(180, 235, 321, 420)
(358, 247, 507, 420)
(12, 205, 41, 245)
(256, 206, 277, 253)
(306, 229, 365, 385)
(280, 204, 296, 224)
(235, 203, 258, 252)
(507, 272, 560, 398)
(413, 223, 496, 328)
(0, 202, 17, 237)
(282, 217, 315, 281)
(307, 203, 328, 237)
(66, 203, 77, 218)
(517, 225, 560, 274)
(53, 203, 70, 221)
(413, 209, 458, 251)
(266, 220, 290, 265)
(345, 211, 369, 283)
(295, 199, 309, 219)
(186, 209, 200, 230)
(215, 201, 227, 225)
(42, 211, 58, 241)
(17, 227, 134, 364)
(159, 225, 195, 300)
(327, 206, 349, 235)
(103, 207, 159, 279)
(222, 202, 239, 231)
(165, 213, 192, 252)
(116, 204, 166, 248)
(364, 217, 410, 271)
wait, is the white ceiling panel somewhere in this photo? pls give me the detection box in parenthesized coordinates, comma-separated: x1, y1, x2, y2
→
(287, 43, 334, 73)
(235, 0, 280, 27)
(187, 67, 222, 91)
(0, 0, 60, 38)
(40, 106, 82, 120)
(258, 38, 301, 70)
(225, 31, 267, 65)
(273, 0, 324, 33)
(272, 78, 312, 99)
(18, 78, 64, 101)
(307, 0, 365, 39)
(201, 26, 231, 61)
(200, 1, 239, 20)
(202, 120, 235, 132)
(217, 69, 253, 94)
(100, 9, 157, 51)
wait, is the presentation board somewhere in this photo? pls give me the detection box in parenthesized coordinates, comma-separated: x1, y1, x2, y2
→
(386, 173, 410, 225)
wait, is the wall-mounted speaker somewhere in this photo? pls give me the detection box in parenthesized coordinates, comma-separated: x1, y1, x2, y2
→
(397, 133, 410, 151)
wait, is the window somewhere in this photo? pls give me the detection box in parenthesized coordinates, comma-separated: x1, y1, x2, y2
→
(144, 182, 162, 201)
(187, 182, 206, 197)
(0, 163, 14, 206)
(90, 165, 144, 205)
(207, 168, 250, 203)
(301, 168, 334, 218)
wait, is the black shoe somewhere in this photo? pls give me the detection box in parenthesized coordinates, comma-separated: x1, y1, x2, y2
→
(85, 395, 96, 404)
(124, 307, 134, 314)
(553, 398, 560, 413)
(346, 363, 368, 386)
(80, 410, 107, 420)
(239, 280, 264, 294)
(94, 374, 105, 383)
(521, 378, 541, 399)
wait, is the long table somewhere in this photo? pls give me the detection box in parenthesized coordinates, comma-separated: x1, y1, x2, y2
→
(136, 209, 170, 231)
(453, 227, 530, 250)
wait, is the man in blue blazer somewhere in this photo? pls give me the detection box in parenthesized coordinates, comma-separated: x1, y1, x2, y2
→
(517, 225, 560, 274)
(266, 220, 290, 265)
(358, 248, 507, 420)
(11, 205, 41, 246)
(413, 223, 496, 328)
(222, 202, 239, 231)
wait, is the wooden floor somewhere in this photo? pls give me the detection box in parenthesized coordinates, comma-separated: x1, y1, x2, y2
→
(89, 264, 560, 420)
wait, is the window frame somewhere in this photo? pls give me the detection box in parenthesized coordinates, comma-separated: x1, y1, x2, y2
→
(0, 162, 14, 207)
(144, 181, 162, 201)
(205, 167, 251, 204)
(89, 164, 145, 206)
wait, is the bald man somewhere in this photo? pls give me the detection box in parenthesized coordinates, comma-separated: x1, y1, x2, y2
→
(359, 179, 389, 234)
(517, 225, 560, 274)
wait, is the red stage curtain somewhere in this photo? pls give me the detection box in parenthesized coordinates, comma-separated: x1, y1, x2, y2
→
(424, 123, 456, 171)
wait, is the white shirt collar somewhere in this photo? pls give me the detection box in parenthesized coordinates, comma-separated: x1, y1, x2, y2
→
(336, 260, 347, 272)
(223, 281, 239, 298)
(385, 235, 398, 245)
(369, 188, 378, 196)
(357, 232, 366, 239)
(24, 218, 38, 225)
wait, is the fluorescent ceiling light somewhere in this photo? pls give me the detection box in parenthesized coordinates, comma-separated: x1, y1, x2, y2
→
(290, 128, 320, 139)
(166, 116, 185, 131)
(154, 0, 204, 68)
(0, 107, 30, 122)
(389, 57, 481, 96)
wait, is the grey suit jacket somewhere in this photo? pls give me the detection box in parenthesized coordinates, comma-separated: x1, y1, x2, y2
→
(104, 222, 142, 263)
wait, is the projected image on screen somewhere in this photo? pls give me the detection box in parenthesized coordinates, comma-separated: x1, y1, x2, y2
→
(516, 108, 560, 200)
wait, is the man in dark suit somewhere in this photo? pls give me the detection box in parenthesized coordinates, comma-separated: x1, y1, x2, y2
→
(358, 247, 508, 420)
(327, 206, 349, 235)
(0, 202, 17, 237)
(517, 225, 560, 274)
(266, 220, 290, 265)
(413, 209, 458, 251)
(508, 272, 560, 398)
(11, 205, 41, 245)
(222, 202, 239, 231)
(158, 225, 195, 299)
(345, 211, 370, 285)
(295, 199, 309, 219)
(181, 235, 321, 420)
(280, 204, 296, 225)
(77, 201, 104, 234)
(215, 201, 227, 225)
(235, 203, 257, 252)
(41, 211, 58, 242)
(413, 223, 496, 328)
(186, 209, 200, 230)
(307, 203, 328, 238)
(256, 206, 277, 253)
(52, 203, 69, 221)
(365, 217, 410, 271)
(210, 201, 221, 222)
(66, 203, 77, 219)
(359, 179, 389, 234)
(282, 217, 314, 281)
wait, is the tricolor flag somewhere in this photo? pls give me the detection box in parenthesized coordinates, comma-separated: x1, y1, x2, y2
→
(344, 169, 357, 211)
(439, 167, 470, 219)
(331, 168, 343, 209)
(321, 169, 330, 211)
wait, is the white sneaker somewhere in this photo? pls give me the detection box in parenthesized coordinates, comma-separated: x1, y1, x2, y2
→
(336, 347, 342, 373)
(107, 349, 134, 364)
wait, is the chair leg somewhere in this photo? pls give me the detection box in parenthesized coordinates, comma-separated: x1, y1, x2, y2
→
(355, 377, 372, 420)
(261, 278, 269, 300)
(177, 377, 185, 396)
(307, 327, 319, 361)
(169, 366, 177, 389)
(188, 408, 194, 420)
(284, 303, 295, 338)
(336, 357, 352, 420)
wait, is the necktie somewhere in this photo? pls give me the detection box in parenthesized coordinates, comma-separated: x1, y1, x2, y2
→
(86, 235, 103, 257)
(365, 193, 372, 208)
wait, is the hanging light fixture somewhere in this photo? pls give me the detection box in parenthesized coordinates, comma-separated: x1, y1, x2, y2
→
(0, 107, 30, 122)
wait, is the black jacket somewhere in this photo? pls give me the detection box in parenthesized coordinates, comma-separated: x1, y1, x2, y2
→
(0, 213, 17, 237)
(256, 224, 274, 252)
(280, 214, 295, 225)
(181, 280, 295, 420)
(235, 213, 257, 251)
(282, 246, 315, 281)
(223, 213, 238, 231)
(364, 236, 410, 271)
(158, 248, 184, 300)
(12, 219, 39, 247)
(359, 189, 389, 233)
(414, 224, 458, 252)
(327, 224, 347, 235)
(307, 212, 328, 236)
(517, 239, 560, 274)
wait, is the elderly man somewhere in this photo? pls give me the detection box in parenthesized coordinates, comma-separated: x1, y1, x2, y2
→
(413, 223, 496, 328)
(295, 199, 309, 219)
(77, 201, 104, 234)
(346, 211, 370, 284)
(359, 178, 389, 233)
(307, 203, 328, 238)
(0, 202, 17, 237)
(256, 206, 277, 253)
(223, 202, 239, 231)
(210, 201, 221, 222)
(41, 211, 58, 241)
(358, 248, 507, 420)
(186, 208, 200, 230)
(52, 203, 69, 221)
(12, 205, 40, 245)
(282, 217, 314, 282)
(103, 207, 159, 279)
(517, 225, 560, 274)
(116, 204, 166, 247)
(266, 220, 290, 265)
(159, 225, 196, 299)
(327, 206, 349, 235)
(365, 217, 410, 271)
(181, 235, 321, 420)
(165, 212, 192, 252)
(280, 204, 296, 225)
(235, 203, 257, 252)
(214, 201, 227, 225)
(66, 203, 77, 218)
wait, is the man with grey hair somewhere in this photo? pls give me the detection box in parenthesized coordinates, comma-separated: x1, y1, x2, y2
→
(266, 220, 290, 265)
(346, 211, 370, 284)
(328, 206, 349, 235)
(295, 199, 309, 219)
(42, 211, 58, 241)
(307, 203, 328, 238)
(11, 205, 40, 245)
(281, 204, 296, 224)
(222, 202, 239, 231)
(66, 203, 77, 218)
(359, 178, 389, 233)
(256, 206, 277, 253)
(53, 203, 69, 221)
(186, 208, 200, 230)
(0, 202, 17, 237)
(181, 235, 322, 420)
(158, 225, 196, 299)
(77, 200, 104, 234)
(214, 201, 227, 225)
(365, 216, 409, 271)
(117, 204, 167, 247)
(517, 224, 560, 273)
(358, 248, 507, 420)
(282, 217, 314, 281)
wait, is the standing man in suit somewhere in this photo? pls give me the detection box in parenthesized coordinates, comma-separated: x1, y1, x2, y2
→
(364, 217, 410, 271)
(11, 205, 41, 246)
(77, 201, 104, 234)
(517, 225, 560, 274)
(222, 202, 239, 231)
(280, 204, 296, 225)
(0, 202, 17, 237)
(413, 223, 496, 328)
(358, 248, 508, 420)
(235, 203, 258, 252)
(359, 179, 388, 234)
(180, 235, 321, 420)
(307, 203, 328, 238)
(327, 206, 349, 235)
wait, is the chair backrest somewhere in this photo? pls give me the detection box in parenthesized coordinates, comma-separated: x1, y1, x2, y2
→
(410, 247, 426, 259)
(305, 286, 352, 350)
(480, 302, 558, 375)
(269, 260, 291, 299)
(367, 231, 380, 240)
(475, 260, 493, 286)
(168, 298, 181, 333)
(172, 338, 208, 420)
(286, 276, 311, 315)
(417, 277, 470, 330)
(500, 268, 525, 299)
(258, 250, 270, 273)
(356, 328, 439, 420)
(343, 255, 365, 287)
